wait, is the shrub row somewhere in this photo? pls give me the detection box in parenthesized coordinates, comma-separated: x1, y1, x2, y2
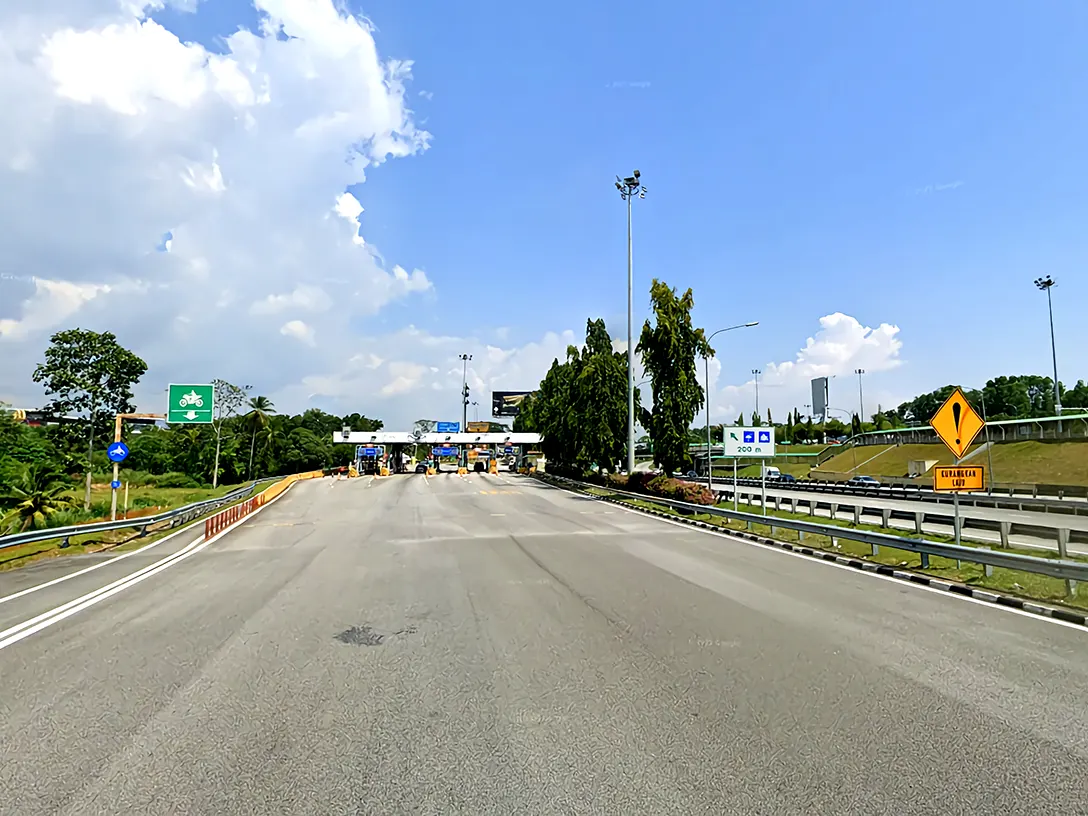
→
(547, 467, 717, 506)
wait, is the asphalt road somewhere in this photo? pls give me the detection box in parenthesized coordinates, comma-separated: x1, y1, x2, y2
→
(711, 479, 1088, 554)
(1, 472, 1086, 815)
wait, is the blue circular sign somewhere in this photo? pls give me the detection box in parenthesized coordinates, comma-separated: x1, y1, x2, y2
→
(111, 480, 122, 490)
(106, 441, 130, 463)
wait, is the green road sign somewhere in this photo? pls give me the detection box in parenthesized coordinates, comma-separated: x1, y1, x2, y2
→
(167, 383, 214, 424)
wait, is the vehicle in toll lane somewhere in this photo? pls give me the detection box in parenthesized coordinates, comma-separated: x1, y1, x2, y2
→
(415, 462, 429, 474)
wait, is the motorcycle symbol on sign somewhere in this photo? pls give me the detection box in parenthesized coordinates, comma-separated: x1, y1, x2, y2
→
(178, 390, 205, 408)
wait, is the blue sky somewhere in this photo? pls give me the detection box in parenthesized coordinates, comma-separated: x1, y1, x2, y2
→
(2, 0, 1086, 424)
(329, 0, 1085, 390)
(311, 0, 1084, 395)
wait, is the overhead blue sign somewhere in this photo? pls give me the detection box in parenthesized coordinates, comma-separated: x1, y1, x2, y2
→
(504, 446, 515, 454)
(106, 441, 129, 463)
(433, 446, 459, 457)
(110, 480, 121, 490)
(436, 422, 460, 433)
(360, 447, 380, 457)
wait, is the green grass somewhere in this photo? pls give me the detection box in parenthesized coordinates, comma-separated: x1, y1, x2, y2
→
(0, 484, 257, 572)
(578, 484, 1088, 612)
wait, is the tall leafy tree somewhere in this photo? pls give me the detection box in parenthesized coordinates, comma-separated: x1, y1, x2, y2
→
(244, 396, 276, 479)
(574, 318, 628, 472)
(32, 329, 147, 510)
(210, 379, 250, 488)
(636, 280, 711, 476)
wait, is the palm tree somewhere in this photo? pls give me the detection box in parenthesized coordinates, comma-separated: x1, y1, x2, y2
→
(0, 462, 74, 533)
(244, 396, 276, 480)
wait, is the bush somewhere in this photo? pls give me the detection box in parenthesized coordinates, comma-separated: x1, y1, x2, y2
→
(592, 471, 716, 506)
(151, 472, 202, 489)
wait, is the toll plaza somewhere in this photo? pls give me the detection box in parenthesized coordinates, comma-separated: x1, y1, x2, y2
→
(335, 429, 542, 474)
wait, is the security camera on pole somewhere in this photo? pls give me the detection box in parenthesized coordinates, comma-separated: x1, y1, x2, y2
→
(615, 169, 646, 475)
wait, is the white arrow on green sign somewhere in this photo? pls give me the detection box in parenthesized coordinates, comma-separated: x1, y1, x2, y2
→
(167, 383, 214, 424)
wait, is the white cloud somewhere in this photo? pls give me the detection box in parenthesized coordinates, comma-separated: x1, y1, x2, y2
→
(250, 284, 334, 315)
(0, 278, 113, 340)
(279, 319, 315, 346)
(0, 0, 433, 409)
(708, 313, 904, 423)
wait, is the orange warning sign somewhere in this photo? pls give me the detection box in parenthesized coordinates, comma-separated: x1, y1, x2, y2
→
(929, 387, 985, 460)
(933, 465, 985, 492)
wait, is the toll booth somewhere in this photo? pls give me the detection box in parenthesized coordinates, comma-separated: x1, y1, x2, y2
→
(356, 445, 382, 475)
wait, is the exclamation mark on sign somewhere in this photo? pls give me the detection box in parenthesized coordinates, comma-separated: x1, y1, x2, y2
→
(952, 401, 962, 447)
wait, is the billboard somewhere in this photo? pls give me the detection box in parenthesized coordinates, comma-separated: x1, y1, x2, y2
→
(465, 421, 491, 433)
(723, 426, 776, 457)
(491, 390, 535, 417)
(810, 377, 828, 423)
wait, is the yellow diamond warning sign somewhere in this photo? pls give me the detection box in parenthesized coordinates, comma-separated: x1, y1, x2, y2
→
(929, 387, 985, 460)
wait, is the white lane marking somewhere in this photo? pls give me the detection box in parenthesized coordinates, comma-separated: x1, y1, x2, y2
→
(547, 482, 1088, 636)
(0, 517, 208, 607)
(0, 481, 299, 653)
(491, 513, 506, 517)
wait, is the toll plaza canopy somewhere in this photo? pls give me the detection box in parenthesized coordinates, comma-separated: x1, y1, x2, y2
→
(333, 431, 541, 445)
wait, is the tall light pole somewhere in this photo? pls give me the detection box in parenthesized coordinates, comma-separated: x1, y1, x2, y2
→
(1034, 276, 1062, 433)
(704, 323, 759, 490)
(459, 353, 472, 466)
(616, 170, 647, 474)
(855, 368, 865, 428)
(751, 369, 762, 421)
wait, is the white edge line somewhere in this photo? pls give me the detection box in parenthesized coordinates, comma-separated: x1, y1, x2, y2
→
(0, 516, 208, 607)
(543, 480, 1088, 636)
(0, 480, 301, 652)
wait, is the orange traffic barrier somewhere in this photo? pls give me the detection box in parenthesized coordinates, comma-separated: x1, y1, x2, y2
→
(203, 469, 323, 540)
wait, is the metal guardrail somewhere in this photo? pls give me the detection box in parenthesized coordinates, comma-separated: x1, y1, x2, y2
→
(0, 476, 282, 552)
(709, 479, 1086, 549)
(702, 475, 1088, 516)
(540, 474, 1088, 592)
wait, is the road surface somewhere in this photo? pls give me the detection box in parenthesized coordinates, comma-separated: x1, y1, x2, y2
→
(710, 478, 1088, 554)
(1, 473, 1086, 815)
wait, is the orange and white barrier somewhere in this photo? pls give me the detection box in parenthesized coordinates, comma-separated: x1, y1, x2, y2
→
(203, 470, 323, 540)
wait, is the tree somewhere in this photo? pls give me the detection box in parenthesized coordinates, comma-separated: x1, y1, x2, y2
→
(766, 408, 773, 425)
(636, 280, 711, 476)
(750, 411, 762, 427)
(244, 396, 276, 480)
(32, 329, 147, 510)
(734, 413, 744, 426)
(0, 462, 73, 533)
(574, 318, 628, 472)
(210, 379, 250, 488)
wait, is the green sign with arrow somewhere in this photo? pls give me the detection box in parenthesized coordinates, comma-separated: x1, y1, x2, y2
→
(167, 383, 214, 424)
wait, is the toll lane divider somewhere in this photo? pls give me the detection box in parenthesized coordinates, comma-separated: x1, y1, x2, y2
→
(201, 469, 323, 540)
(535, 473, 1088, 614)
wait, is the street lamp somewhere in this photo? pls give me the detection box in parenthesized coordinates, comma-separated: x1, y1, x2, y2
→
(616, 169, 647, 474)
(1034, 276, 1062, 432)
(855, 369, 865, 427)
(752, 369, 761, 422)
(704, 323, 759, 490)
(459, 353, 472, 466)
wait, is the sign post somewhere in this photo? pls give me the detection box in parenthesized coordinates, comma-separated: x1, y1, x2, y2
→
(929, 387, 986, 548)
(725, 427, 776, 515)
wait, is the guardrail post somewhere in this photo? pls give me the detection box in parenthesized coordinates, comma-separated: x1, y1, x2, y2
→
(774, 496, 781, 511)
(881, 508, 891, 528)
(787, 497, 795, 512)
(999, 521, 1011, 548)
(139, 525, 148, 537)
(853, 506, 861, 525)
(798, 530, 805, 541)
(808, 501, 815, 517)
(60, 536, 70, 549)
(830, 503, 838, 520)
(1057, 529, 1077, 597)
(920, 552, 930, 568)
(914, 512, 924, 534)
(980, 547, 994, 578)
